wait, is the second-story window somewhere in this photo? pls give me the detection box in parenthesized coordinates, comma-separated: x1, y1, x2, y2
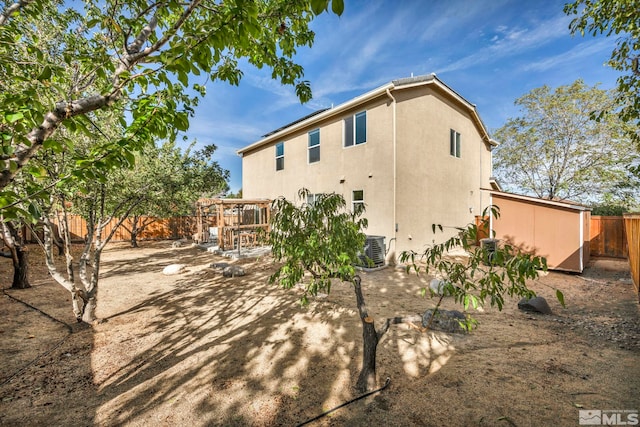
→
(450, 129, 461, 158)
(344, 111, 367, 147)
(275, 142, 284, 171)
(308, 129, 320, 163)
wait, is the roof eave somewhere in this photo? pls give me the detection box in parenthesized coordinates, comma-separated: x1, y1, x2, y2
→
(237, 82, 394, 155)
(238, 73, 494, 155)
(491, 191, 592, 211)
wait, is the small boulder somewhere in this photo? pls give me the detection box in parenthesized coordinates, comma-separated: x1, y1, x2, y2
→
(422, 309, 467, 333)
(223, 265, 246, 277)
(163, 264, 186, 275)
(429, 279, 447, 295)
(210, 262, 230, 270)
(518, 296, 552, 315)
(171, 241, 183, 248)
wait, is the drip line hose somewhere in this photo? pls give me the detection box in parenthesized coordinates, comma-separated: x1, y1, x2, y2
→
(296, 377, 391, 427)
(1, 288, 73, 388)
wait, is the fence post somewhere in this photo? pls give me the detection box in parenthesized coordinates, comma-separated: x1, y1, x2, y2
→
(623, 214, 640, 302)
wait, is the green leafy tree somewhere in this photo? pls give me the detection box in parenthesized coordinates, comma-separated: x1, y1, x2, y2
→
(34, 123, 229, 321)
(493, 80, 639, 204)
(400, 208, 560, 320)
(225, 188, 243, 199)
(30, 111, 142, 322)
(0, 0, 341, 321)
(110, 141, 229, 247)
(591, 204, 627, 216)
(38, 163, 164, 322)
(269, 191, 553, 393)
(565, 0, 640, 142)
(0, 0, 343, 212)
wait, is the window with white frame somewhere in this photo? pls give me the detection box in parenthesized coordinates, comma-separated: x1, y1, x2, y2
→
(275, 142, 284, 171)
(352, 190, 364, 212)
(344, 111, 367, 147)
(450, 129, 461, 158)
(308, 129, 320, 163)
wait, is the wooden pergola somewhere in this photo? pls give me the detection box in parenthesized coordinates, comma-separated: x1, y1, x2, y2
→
(194, 198, 271, 250)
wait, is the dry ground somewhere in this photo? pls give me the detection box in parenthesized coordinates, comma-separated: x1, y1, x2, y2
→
(0, 241, 639, 426)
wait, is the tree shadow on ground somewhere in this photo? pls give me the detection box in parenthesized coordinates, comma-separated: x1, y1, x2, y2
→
(91, 245, 458, 426)
(97, 242, 203, 279)
(6, 245, 637, 425)
(0, 279, 97, 425)
(93, 253, 357, 425)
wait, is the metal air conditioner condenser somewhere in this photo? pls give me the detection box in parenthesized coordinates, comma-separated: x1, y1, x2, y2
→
(360, 235, 386, 268)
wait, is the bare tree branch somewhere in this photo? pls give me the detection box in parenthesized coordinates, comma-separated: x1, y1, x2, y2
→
(0, 0, 32, 26)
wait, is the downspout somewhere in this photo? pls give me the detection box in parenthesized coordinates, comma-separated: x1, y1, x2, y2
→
(489, 193, 494, 237)
(579, 211, 584, 272)
(385, 88, 397, 264)
(479, 135, 482, 215)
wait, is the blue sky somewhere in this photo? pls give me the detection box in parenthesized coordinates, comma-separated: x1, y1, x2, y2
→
(186, 0, 620, 193)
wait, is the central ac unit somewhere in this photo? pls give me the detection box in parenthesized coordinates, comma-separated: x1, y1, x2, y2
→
(360, 235, 385, 268)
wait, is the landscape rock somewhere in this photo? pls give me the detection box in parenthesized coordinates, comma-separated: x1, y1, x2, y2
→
(422, 309, 467, 333)
(163, 264, 186, 275)
(429, 279, 447, 295)
(171, 241, 183, 248)
(210, 262, 230, 270)
(518, 296, 553, 315)
(223, 265, 246, 277)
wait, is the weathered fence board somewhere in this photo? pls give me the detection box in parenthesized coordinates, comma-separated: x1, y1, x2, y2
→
(25, 215, 194, 243)
(623, 214, 640, 301)
(590, 216, 628, 258)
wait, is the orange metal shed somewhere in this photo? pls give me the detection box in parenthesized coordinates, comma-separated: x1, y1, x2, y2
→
(490, 191, 591, 273)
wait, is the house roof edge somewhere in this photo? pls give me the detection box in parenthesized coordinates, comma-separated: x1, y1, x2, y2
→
(490, 190, 592, 211)
(238, 73, 492, 155)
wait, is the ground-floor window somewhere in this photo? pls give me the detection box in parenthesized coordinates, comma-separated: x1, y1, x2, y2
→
(352, 190, 364, 212)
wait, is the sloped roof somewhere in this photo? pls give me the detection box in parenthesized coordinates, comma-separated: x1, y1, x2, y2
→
(491, 191, 592, 211)
(261, 108, 330, 138)
(238, 73, 497, 155)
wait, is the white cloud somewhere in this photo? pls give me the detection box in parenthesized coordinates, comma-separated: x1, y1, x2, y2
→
(301, 3, 420, 100)
(521, 38, 614, 73)
(188, 108, 264, 141)
(418, 0, 511, 42)
(438, 14, 571, 74)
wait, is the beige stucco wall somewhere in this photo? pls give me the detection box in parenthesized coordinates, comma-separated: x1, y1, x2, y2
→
(241, 84, 493, 259)
(242, 95, 396, 241)
(393, 87, 493, 254)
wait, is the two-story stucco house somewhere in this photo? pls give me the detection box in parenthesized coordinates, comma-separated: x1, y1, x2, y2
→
(238, 74, 497, 262)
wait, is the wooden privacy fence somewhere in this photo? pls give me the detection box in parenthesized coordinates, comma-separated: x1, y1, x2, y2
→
(590, 216, 628, 258)
(24, 215, 195, 243)
(623, 214, 640, 301)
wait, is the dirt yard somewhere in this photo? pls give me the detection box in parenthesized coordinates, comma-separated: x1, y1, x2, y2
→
(0, 242, 638, 426)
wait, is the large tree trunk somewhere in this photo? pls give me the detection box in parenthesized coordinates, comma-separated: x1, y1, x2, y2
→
(11, 244, 31, 289)
(351, 275, 425, 393)
(42, 217, 86, 320)
(1, 221, 31, 289)
(81, 289, 98, 323)
(353, 275, 379, 393)
(130, 216, 140, 248)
